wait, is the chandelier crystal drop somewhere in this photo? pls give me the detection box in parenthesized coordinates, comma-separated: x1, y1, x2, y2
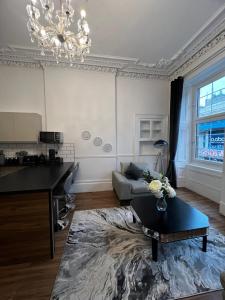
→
(26, 0, 91, 64)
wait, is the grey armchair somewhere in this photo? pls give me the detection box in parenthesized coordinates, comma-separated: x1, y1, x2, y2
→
(112, 162, 160, 204)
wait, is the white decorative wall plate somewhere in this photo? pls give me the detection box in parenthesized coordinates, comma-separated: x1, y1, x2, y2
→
(93, 137, 103, 146)
(81, 131, 91, 140)
(103, 143, 112, 153)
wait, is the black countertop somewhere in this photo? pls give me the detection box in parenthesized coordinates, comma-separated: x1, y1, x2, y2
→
(0, 166, 26, 178)
(0, 162, 74, 194)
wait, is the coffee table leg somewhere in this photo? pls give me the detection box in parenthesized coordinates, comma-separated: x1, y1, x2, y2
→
(152, 238, 158, 261)
(202, 235, 207, 252)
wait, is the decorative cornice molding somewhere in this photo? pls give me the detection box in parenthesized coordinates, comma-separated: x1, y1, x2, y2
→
(117, 71, 168, 80)
(0, 59, 40, 69)
(0, 5, 225, 79)
(0, 48, 119, 73)
(0, 47, 170, 79)
(170, 29, 225, 80)
(167, 5, 225, 77)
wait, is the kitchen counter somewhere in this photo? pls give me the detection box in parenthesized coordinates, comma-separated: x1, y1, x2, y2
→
(0, 166, 26, 178)
(0, 162, 74, 194)
(0, 162, 74, 265)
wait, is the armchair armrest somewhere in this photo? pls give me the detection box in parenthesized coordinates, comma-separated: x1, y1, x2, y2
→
(112, 171, 132, 200)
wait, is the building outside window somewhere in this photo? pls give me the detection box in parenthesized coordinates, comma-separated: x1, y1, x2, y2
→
(194, 75, 225, 163)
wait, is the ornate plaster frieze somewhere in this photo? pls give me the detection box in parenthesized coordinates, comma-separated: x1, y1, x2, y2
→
(117, 71, 168, 80)
(0, 59, 40, 69)
(43, 61, 118, 74)
(0, 46, 169, 79)
(170, 29, 225, 80)
(168, 5, 225, 77)
(0, 47, 119, 73)
(0, 5, 225, 80)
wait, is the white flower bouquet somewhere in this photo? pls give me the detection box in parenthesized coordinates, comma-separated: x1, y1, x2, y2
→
(148, 176, 176, 199)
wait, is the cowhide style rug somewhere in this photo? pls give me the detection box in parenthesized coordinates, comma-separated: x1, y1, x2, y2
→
(51, 207, 225, 300)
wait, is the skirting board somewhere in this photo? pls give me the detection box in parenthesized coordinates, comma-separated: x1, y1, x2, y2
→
(72, 180, 113, 193)
(177, 177, 185, 188)
(219, 202, 225, 216)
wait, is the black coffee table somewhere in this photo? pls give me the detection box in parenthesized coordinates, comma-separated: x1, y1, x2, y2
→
(130, 196, 209, 261)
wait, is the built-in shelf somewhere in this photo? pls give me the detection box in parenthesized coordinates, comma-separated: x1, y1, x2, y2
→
(135, 114, 168, 155)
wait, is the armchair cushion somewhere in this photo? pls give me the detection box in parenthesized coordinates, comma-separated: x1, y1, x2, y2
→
(120, 162, 130, 175)
(125, 163, 143, 180)
(120, 162, 149, 176)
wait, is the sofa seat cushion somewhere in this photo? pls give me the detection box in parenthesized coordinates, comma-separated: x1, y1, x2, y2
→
(130, 179, 150, 194)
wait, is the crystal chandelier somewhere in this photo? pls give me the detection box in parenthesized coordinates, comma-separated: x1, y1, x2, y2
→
(26, 0, 91, 64)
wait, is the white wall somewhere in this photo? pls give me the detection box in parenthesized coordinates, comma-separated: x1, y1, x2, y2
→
(185, 165, 223, 204)
(0, 64, 170, 192)
(44, 67, 117, 192)
(117, 77, 169, 169)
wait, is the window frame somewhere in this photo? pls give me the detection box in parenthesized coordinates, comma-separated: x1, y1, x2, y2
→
(192, 71, 225, 169)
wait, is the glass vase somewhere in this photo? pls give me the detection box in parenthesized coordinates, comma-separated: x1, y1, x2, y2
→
(156, 195, 167, 212)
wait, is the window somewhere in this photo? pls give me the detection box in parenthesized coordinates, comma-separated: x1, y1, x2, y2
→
(196, 120, 225, 162)
(194, 75, 225, 164)
(198, 76, 225, 118)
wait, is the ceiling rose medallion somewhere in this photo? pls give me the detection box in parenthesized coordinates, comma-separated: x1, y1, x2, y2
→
(26, 0, 91, 65)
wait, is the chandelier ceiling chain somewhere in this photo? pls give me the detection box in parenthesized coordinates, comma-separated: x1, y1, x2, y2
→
(26, 0, 91, 65)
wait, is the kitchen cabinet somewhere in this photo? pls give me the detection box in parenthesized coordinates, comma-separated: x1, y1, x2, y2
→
(0, 162, 74, 264)
(0, 112, 42, 143)
(0, 113, 15, 142)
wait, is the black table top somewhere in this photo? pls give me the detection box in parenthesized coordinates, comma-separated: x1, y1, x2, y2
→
(0, 162, 74, 194)
(131, 196, 209, 234)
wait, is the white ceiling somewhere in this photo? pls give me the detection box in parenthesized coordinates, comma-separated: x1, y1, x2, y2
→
(0, 0, 225, 65)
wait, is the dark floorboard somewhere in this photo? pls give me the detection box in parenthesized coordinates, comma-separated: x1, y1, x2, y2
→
(0, 188, 224, 300)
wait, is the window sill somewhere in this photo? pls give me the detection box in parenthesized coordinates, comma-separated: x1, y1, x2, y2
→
(186, 163, 223, 178)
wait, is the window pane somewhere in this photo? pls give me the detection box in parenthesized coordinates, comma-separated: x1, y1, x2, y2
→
(198, 76, 225, 117)
(196, 119, 225, 162)
(213, 76, 225, 93)
(212, 88, 225, 115)
(198, 94, 212, 117)
(199, 83, 212, 97)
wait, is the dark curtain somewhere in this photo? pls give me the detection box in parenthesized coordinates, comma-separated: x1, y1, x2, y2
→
(166, 76, 184, 188)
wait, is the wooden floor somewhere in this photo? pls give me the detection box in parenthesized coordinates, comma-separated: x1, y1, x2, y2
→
(0, 188, 224, 300)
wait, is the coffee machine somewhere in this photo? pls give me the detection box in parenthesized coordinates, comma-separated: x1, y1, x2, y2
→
(48, 149, 63, 164)
(49, 149, 56, 162)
